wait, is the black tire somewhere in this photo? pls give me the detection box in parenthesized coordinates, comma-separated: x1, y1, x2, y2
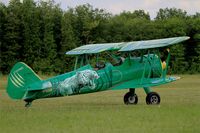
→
(146, 92, 160, 105)
(124, 92, 138, 105)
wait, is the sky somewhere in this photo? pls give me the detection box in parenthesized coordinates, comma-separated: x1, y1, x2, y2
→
(1, 0, 200, 19)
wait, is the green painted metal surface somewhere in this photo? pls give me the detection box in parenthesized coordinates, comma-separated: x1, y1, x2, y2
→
(6, 36, 189, 105)
(7, 62, 41, 99)
(7, 54, 170, 101)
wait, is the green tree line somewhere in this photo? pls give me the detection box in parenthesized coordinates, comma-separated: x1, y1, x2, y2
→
(0, 0, 200, 74)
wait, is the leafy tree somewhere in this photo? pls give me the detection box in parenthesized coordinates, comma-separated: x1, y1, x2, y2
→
(1, 0, 22, 73)
(0, 3, 6, 73)
(20, 0, 41, 67)
(156, 8, 187, 20)
(52, 5, 62, 53)
(192, 33, 200, 73)
(72, 4, 109, 45)
(185, 17, 200, 73)
(119, 10, 150, 20)
(106, 10, 151, 42)
(54, 9, 78, 73)
(32, 1, 57, 74)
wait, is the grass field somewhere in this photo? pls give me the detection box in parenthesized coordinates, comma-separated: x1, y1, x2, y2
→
(0, 75, 200, 133)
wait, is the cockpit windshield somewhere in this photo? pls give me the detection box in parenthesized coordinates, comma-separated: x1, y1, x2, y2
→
(73, 51, 126, 71)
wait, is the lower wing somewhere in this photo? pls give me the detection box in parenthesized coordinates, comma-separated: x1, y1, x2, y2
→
(111, 76, 180, 90)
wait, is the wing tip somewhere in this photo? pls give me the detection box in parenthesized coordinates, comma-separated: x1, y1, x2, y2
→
(183, 36, 190, 40)
(169, 76, 181, 81)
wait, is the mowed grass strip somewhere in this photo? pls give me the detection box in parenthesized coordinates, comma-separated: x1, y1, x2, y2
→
(0, 75, 200, 133)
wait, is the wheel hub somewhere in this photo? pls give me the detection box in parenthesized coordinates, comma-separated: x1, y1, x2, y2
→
(150, 95, 158, 104)
(124, 90, 138, 105)
(128, 96, 135, 103)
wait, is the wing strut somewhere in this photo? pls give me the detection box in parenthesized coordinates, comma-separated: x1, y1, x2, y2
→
(140, 50, 150, 84)
(74, 56, 78, 70)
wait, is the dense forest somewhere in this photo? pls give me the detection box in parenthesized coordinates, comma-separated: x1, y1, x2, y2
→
(0, 0, 200, 74)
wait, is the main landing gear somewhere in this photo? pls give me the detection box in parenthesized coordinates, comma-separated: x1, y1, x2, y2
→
(123, 88, 160, 105)
(124, 89, 138, 104)
(146, 92, 160, 104)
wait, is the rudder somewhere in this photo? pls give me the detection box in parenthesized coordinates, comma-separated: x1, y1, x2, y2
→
(6, 62, 41, 99)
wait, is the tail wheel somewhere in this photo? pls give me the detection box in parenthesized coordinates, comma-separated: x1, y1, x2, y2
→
(25, 102, 32, 108)
(124, 92, 138, 105)
(24, 99, 33, 108)
(146, 92, 160, 105)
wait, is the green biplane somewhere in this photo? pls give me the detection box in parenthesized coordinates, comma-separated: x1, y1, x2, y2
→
(7, 36, 190, 107)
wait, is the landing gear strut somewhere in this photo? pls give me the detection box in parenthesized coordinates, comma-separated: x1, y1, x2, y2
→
(124, 89, 138, 105)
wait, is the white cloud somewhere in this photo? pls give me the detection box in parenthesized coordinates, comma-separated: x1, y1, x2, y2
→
(1, 0, 200, 18)
(1, 0, 9, 4)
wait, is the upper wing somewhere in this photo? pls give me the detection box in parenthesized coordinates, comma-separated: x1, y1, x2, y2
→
(119, 36, 190, 52)
(66, 36, 190, 55)
(66, 42, 125, 55)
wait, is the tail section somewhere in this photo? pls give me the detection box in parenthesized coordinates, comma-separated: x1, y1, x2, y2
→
(7, 62, 41, 99)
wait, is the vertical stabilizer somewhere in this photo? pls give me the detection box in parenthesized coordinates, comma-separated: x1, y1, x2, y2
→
(6, 62, 41, 99)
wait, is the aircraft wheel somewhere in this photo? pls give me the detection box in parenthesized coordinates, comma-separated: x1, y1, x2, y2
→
(146, 92, 160, 105)
(24, 99, 33, 108)
(124, 92, 138, 105)
(25, 102, 32, 108)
